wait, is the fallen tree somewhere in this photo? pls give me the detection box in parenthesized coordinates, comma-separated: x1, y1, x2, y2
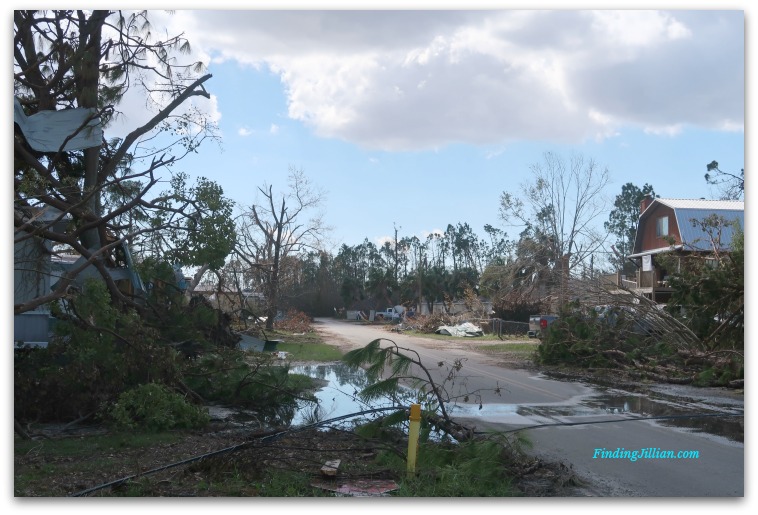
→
(536, 278, 743, 387)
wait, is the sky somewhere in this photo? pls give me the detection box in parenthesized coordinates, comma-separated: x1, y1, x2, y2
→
(94, 5, 746, 256)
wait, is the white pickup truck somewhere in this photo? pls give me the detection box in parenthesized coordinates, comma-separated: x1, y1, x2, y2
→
(372, 306, 405, 321)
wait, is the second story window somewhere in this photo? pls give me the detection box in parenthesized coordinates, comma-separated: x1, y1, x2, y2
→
(656, 216, 669, 237)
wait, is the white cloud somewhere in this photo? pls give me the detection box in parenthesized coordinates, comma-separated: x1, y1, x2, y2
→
(485, 147, 506, 160)
(238, 126, 253, 137)
(159, 9, 743, 151)
(589, 11, 692, 48)
(269, 123, 280, 135)
(644, 124, 684, 137)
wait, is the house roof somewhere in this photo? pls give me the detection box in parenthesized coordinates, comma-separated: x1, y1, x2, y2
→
(16, 205, 71, 225)
(642, 198, 744, 213)
(628, 245, 683, 259)
(636, 198, 744, 253)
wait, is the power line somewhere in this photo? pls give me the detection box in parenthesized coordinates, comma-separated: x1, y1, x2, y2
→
(69, 406, 405, 497)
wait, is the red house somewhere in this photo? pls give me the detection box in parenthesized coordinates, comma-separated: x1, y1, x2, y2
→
(626, 197, 744, 303)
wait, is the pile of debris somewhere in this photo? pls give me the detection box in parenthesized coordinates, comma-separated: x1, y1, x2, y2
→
(435, 322, 484, 338)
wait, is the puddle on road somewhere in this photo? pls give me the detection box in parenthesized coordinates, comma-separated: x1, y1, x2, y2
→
(289, 363, 414, 427)
(583, 390, 744, 443)
(290, 363, 744, 443)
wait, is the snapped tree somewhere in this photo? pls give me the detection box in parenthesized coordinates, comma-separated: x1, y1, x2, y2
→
(704, 160, 744, 201)
(235, 167, 330, 330)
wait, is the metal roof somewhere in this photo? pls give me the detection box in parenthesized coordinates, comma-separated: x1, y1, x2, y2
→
(652, 198, 744, 211)
(628, 245, 683, 259)
(636, 198, 744, 253)
(674, 208, 744, 251)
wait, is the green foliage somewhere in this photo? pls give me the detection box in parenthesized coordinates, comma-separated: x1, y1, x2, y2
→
(536, 303, 660, 368)
(254, 470, 328, 497)
(379, 440, 519, 496)
(15, 274, 319, 428)
(158, 174, 237, 270)
(662, 220, 744, 352)
(107, 383, 209, 431)
(536, 298, 743, 386)
(182, 350, 314, 425)
(605, 182, 656, 275)
(15, 280, 181, 422)
(352, 408, 409, 437)
(693, 368, 716, 387)
(343, 340, 415, 402)
(537, 305, 601, 366)
(275, 340, 343, 362)
(138, 258, 197, 341)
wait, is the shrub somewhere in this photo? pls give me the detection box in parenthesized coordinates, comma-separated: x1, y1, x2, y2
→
(108, 383, 209, 431)
(14, 280, 181, 423)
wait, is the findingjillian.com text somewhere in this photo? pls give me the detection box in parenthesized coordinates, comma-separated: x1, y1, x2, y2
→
(593, 447, 700, 462)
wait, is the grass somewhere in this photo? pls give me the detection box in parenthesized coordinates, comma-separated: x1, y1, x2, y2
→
(268, 330, 344, 361)
(477, 343, 540, 354)
(277, 341, 344, 361)
(15, 322, 539, 497)
(15, 432, 181, 458)
(375, 439, 521, 497)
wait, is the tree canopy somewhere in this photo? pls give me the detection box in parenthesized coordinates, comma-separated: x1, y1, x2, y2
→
(605, 182, 656, 276)
(14, 10, 233, 313)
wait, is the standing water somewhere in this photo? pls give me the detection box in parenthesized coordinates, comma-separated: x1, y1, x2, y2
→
(289, 363, 743, 443)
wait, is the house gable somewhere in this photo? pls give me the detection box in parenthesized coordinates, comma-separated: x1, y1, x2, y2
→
(633, 198, 744, 256)
(634, 203, 680, 254)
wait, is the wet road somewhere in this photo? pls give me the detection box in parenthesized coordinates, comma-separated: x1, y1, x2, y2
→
(312, 318, 744, 497)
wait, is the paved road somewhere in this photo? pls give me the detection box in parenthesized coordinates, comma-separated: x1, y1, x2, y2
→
(313, 318, 744, 497)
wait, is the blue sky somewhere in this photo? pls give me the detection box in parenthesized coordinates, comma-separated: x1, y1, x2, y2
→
(6, 6, 747, 256)
(180, 58, 744, 250)
(106, 7, 745, 256)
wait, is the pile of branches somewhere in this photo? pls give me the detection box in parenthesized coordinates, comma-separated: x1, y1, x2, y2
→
(274, 309, 314, 333)
(538, 280, 743, 388)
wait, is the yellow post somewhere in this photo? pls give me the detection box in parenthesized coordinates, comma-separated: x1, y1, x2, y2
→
(407, 403, 421, 477)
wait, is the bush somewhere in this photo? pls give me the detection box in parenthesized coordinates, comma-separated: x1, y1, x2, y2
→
(108, 383, 209, 431)
(536, 303, 653, 368)
(182, 350, 315, 425)
(14, 280, 182, 423)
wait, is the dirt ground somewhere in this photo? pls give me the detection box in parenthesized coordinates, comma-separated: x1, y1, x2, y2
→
(15, 415, 585, 497)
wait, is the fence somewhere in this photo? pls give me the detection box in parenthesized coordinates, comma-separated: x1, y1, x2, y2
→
(483, 318, 530, 339)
